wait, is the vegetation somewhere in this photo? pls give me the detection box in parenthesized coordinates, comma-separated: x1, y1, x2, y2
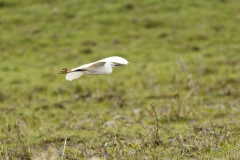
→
(0, 0, 240, 159)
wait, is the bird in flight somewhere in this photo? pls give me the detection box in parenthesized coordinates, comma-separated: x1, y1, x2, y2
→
(59, 56, 129, 81)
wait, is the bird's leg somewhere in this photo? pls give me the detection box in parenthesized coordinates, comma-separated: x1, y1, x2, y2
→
(58, 68, 69, 74)
(58, 68, 87, 74)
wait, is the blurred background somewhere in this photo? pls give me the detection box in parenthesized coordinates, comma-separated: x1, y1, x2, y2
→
(0, 0, 240, 158)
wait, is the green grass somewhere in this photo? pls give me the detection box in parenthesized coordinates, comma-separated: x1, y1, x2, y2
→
(1, 0, 240, 159)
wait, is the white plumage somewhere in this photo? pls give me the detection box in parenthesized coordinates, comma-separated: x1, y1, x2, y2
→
(59, 56, 129, 81)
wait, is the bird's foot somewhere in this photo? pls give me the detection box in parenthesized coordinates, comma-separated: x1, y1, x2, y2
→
(58, 68, 68, 74)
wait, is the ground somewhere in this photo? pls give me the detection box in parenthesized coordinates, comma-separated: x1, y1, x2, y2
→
(0, 0, 240, 159)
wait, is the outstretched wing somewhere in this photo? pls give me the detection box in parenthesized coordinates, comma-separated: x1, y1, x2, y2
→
(70, 62, 95, 71)
(66, 72, 84, 81)
(86, 62, 106, 70)
(98, 56, 129, 65)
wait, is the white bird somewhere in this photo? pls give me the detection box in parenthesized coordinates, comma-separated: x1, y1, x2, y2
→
(59, 56, 129, 81)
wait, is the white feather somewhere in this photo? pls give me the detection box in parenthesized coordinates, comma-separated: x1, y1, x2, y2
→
(65, 56, 128, 81)
(98, 56, 129, 65)
(66, 72, 84, 81)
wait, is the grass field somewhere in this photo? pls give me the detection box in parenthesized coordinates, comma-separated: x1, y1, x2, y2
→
(1, 0, 240, 159)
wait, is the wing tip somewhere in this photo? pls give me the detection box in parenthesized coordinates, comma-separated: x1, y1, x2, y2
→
(66, 78, 73, 81)
(65, 72, 84, 81)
